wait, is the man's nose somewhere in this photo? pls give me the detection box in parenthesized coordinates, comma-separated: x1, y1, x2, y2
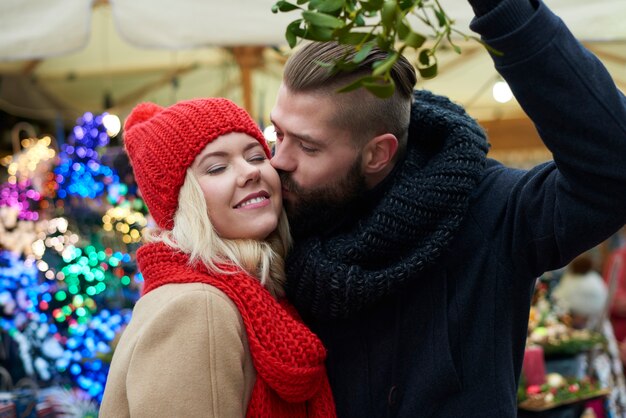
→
(271, 141, 296, 172)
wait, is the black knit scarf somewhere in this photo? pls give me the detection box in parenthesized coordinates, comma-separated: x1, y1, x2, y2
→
(285, 90, 489, 320)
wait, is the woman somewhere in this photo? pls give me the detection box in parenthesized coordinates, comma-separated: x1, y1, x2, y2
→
(99, 98, 335, 417)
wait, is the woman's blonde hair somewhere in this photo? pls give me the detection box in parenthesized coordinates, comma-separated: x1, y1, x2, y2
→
(145, 170, 291, 298)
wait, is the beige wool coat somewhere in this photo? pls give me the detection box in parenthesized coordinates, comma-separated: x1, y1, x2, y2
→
(99, 282, 256, 417)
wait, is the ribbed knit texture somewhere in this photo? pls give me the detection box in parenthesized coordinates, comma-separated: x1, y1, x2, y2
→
(285, 90, 489, 320)
(137, 242, 336, 418)
(123, 98, 271, 230)
(469, 0, 536, 40)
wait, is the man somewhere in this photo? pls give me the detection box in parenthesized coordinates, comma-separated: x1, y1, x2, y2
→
(269, 0, 626, 416)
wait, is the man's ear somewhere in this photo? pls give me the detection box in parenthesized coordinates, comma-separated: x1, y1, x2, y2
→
(362, 133, 398, 175)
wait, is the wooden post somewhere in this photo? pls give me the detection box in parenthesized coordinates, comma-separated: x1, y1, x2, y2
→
(231, 46, 265, 116)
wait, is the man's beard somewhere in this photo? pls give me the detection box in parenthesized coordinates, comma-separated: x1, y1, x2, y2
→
(279, 155, 367, 238)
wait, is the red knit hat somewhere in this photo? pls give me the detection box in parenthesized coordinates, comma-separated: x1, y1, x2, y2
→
(123, 98, 271, 230)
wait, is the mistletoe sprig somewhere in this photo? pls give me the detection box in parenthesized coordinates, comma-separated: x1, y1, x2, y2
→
(272, 0, 481, 98)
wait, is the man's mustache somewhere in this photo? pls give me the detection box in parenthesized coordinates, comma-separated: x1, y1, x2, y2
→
(278, 171, 299, 194)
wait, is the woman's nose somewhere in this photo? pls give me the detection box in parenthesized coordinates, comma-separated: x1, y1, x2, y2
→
(238, 163, 261, 187)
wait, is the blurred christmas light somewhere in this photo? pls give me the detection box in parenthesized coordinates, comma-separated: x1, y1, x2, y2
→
(0, 205, 39, 257)
(0, 117, 145, 404)
(102, 114, 121, 138)
(2, 136, 57, 183)
(102, 203, 147, 244)
(0, 251, 41, 319)
(0, 180, 41, 220)
(106, 182, 128, 205)
(29, 217, 79, 287)
(0, 251, 60, 381)
(54, 112, 119, 199)
(57, 308, 132, 403)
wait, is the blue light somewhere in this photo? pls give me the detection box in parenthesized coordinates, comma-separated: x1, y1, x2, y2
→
(70, 363, 82, 375)
(72, 128, 83, 141)
(56, 358, 69, 369)
(54, 112, 119, 199)
(66, 338, 78, 350)
(97, 341, 110, 352)
(77, 376, 90, 389)
(91, 359, 102, 371)
(88, 382, 101, 397)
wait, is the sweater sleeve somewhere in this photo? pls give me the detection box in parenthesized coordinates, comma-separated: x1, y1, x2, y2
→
(468, 0, 535, 35)
(125, 288, 252, 417)
(471, 1, 626, 275)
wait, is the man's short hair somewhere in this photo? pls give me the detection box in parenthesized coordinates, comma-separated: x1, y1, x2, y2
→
(283, 41, 416, 155)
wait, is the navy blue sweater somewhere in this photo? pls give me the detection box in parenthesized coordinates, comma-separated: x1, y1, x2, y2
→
(288, 1, 626, 417)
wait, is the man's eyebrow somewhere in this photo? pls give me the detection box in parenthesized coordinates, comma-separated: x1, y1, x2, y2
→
(269, 118, 325, 148)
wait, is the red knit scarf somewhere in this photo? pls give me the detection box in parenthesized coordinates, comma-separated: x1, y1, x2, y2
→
(137, 242, 336, 418)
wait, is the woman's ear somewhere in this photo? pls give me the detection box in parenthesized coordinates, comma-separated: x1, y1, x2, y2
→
(362, 133, 398, 175)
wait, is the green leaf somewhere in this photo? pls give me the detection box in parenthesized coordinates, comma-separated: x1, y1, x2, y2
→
(302, 10, 345, 28)
(353, 42, 375, 63)
(296, 0, 308, 4)
(285, 20, 303, 47)
(381, 0, 397, 28)
(417, 60, 438, 79)
(336, 77, 366, 93)
(285, 27, 298, 47)
(396, 19, 409, 40)
(273, 1, 301, 12)
(418, 63, 437, 79)
(376, 34, 391, 50)
(398, 0, 414, 11)
(338, 31, 375, 45)
(363, 77, 396, 98)
(360, 0, 384, 12)
(418, 49, 431, 66)
(304, 24, 336, 41)
(310, 0, 345, 13)
(334, 24, 354, 39)
(434, 9, 447, 27)
(372, 52, 398, 76)
(404, 30, 425, 48)
(313, 59, 335, 68)
(335, 59, 360, 71)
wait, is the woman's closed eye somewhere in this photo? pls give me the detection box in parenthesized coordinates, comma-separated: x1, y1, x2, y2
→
(247, 153, 267, 163)
(206, 165, 226, 175)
